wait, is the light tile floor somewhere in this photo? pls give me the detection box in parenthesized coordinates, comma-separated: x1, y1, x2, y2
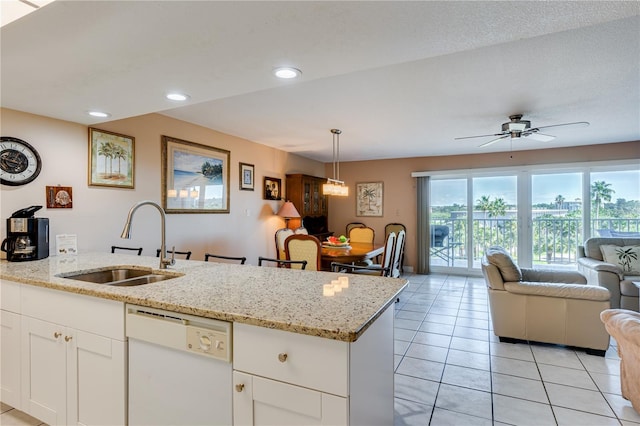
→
(394, 273, 640, 426)
(2, 273, 639, 426)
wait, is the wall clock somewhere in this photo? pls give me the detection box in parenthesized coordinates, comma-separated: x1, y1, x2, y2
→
(0, 136, 42, 186)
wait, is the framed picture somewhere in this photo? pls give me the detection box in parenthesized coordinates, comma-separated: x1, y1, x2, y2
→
(356, 181, 383, 217)
(263, 176, 282, 200)
(161, 135, 230, 214)
(239, 162, 255, 191)
(46, 186, 73, 209)
(88, 128, 134, 188)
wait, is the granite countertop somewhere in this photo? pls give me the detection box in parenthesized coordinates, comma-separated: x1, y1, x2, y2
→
(0, 253, 407, 342)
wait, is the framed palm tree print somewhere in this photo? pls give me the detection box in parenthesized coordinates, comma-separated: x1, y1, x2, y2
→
(88, 128, 135, 188)
(356, 181, 383, 217)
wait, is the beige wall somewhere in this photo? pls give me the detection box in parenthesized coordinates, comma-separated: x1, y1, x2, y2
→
(1, 108, 324, 263)
(327, 141, 640, 271)
(2, 106, 638, 270)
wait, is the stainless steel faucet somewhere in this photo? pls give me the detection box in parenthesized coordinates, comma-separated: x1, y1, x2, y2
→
(120, 200, 175, 269)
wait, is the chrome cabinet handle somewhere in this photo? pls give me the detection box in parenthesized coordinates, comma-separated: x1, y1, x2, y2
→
(278, 353, 288, 363)
(235, 384, 245, 392)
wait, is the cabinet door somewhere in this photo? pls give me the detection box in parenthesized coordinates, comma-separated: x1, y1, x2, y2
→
(67, 330, 126, 426)
(233, 371, 347, 426)
(1, 310, 21, 409)
(21, 316, 66, 426)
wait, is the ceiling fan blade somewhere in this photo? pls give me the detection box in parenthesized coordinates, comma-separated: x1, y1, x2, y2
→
(479, 135, 509, 147)
(523, 132, 555, 142)
(531, 121, 590, 132)
(454, 133, 504, 140)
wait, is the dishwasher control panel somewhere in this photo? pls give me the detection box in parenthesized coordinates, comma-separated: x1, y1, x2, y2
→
(186, 325, 230, 361)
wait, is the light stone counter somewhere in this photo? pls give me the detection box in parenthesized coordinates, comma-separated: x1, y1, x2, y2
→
(0, 253, 407, 342)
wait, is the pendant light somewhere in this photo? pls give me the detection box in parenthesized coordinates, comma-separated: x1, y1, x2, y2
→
(322, 129, 349, 196)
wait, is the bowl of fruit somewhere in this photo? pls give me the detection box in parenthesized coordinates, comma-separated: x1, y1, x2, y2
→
(326, 235, 350, 247)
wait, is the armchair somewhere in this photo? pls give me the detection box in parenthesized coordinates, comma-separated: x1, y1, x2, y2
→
(483, 246, 611, 355)
(577, 238, 640, 311)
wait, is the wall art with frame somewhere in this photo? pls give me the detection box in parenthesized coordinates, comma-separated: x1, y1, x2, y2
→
(239, 162, 254, 191)
(356, 181, 383, 217)
(161, 135, 230, 214)
(88, 128, 134, 188)
(263, 176, 282, 200)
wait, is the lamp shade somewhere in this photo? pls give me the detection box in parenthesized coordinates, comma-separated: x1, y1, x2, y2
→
(277, 201, 301, 219)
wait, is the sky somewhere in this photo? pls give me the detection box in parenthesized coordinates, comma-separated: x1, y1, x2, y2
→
(431, 169, 640, 207)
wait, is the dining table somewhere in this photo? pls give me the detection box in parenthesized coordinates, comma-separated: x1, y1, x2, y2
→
(320, 241, 384, 271)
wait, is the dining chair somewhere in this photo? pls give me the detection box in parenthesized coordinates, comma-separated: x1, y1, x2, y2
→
(156, 249, 192, 260)
(294, 227, 308, 235)
(274, 228, 295, 260)
(385, 223, 406, 272)
(284, 234, 322, 271)
(258, 256, 307, 270)
(349, 226, 375, 244)
(111, 245, 143, 255)
(331, 231, 396, 277)
(345, 222, 365, 236)
(390, 230, 406, 278)
(204, 253, 247, 264)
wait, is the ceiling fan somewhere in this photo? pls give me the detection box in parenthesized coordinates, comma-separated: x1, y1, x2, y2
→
(455, 114, 590, 147)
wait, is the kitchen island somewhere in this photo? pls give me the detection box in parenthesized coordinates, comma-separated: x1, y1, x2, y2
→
(1, 253, 406, 425)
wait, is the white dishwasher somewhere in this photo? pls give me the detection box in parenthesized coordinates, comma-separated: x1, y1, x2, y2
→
(126, 304, 232, 426)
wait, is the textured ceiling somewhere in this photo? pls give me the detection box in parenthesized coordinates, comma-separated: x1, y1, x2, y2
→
(1, 1, 639, 162)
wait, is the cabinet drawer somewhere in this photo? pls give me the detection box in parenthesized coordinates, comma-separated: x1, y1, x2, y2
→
(1, 279, 21, 313)
(21, 285, 125, 340)
(234, 323, 348, 396)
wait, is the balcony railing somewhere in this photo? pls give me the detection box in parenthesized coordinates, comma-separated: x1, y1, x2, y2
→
(431, 217, 640, 267)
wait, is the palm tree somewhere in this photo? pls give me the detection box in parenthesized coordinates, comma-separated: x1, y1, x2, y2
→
(476, 195, 491, 219)
(555, 194, 565, 211)
(97, 142, 114, 176)
(362, 188, 377, 211)
(488, 198, 507, 218)
(591, 181, 615, 223)
(112, 145, 126, 177)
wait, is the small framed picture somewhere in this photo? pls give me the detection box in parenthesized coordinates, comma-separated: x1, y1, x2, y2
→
(356, 181, 383, 217)
(46, 186, 73, 209)
(88, 128, 134, 188)
(264, 176, 282, 200)
(239, 163, 254, 191)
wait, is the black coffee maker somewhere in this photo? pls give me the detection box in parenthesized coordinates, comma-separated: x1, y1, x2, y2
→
(1, 206, 49, 261)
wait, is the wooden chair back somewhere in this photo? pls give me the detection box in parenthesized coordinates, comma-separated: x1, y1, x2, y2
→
(284, 234, 322, 271)
(111, 246, 143, 255)
(258, 256, 307, 270)
(349, 226, 375, 244)
(275, 228, 295, 260)
(204, 253, 246, 264)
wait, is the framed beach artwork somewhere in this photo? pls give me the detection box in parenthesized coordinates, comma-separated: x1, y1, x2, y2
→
(161, 135, 230, 214)
(239, 162, 254, 191)
(356, 181, 383, 217)
(88, 128, 134, 188)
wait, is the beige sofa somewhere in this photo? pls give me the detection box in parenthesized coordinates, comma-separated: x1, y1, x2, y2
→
(578, 238, 640, 311)
(482, 247, 611, 355)
(600, 309, 640, 413)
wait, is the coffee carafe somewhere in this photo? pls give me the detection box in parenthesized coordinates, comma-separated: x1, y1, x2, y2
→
(1, 206, 49, 261)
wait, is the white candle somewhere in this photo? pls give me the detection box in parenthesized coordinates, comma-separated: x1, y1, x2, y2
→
(331, 280, 342, 292)
(323, 284, 335, 296)
(338, 276, 349, 288)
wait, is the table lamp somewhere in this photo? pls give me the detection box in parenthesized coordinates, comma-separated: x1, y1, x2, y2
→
(277, 201, 301, 228)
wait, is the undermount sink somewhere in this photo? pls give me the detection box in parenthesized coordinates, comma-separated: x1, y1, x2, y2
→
(59, 267, 182, 287)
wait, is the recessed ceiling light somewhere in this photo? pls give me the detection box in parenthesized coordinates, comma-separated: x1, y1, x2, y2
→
(166, 93, 190, 101)
(87, 111, 111, 118)
(273, 67, 302, 79)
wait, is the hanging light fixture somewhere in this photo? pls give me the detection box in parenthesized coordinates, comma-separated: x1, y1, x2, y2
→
(322, 129, 349, 196)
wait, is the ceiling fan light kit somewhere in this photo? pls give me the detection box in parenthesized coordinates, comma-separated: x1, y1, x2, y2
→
(456, 114, 590, 148)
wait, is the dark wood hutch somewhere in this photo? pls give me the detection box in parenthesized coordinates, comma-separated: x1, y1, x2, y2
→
(285, 174, 333, 239)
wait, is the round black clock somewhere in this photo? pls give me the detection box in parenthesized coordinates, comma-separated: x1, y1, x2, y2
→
(0, 136, 42, 186)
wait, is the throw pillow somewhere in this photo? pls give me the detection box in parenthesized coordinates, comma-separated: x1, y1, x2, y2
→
(600, 245, 640, 274)
(485, 246, 522, 282)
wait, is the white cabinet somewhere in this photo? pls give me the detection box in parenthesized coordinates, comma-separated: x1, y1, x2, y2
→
(0, 280, 127, 426)
(1, 279, 21, 409)
(233, 305, 394, 425)
(1, 310, 22, 409)
(21, 316, 126, 426)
